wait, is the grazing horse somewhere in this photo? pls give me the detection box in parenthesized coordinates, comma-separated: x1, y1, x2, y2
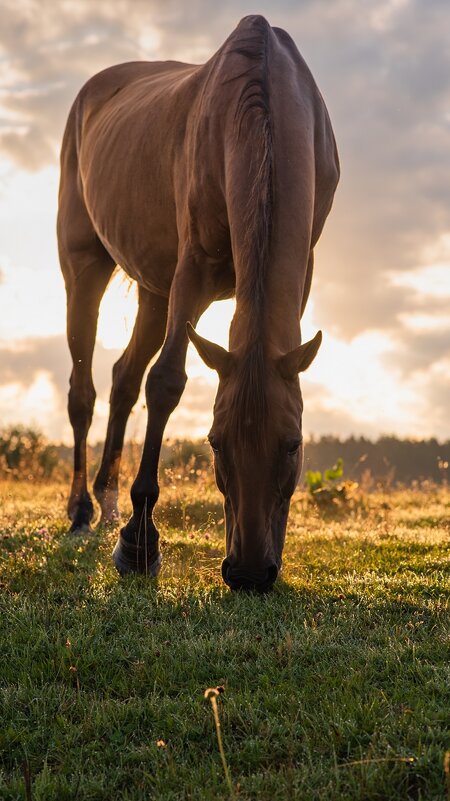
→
(58, 15, 339, 591)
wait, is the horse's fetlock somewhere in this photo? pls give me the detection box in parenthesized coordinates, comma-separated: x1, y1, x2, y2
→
(121, 515, 159, 547)
(131, 479, 159, 511)
(68, 491, 94, 530)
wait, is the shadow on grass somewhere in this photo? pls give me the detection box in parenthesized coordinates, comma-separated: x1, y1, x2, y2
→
(2, 510, 448, 604)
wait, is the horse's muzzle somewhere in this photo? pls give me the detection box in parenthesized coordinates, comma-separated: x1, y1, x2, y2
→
(222, 559, 278, 593)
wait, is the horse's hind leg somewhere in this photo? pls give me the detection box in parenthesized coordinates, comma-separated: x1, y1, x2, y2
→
(93, 288, 168, 525)
(64, 256, 115, 532)
(59, 215, 115, 532)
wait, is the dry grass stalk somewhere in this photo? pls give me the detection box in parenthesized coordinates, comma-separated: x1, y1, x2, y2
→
(204, 687, 235, 799)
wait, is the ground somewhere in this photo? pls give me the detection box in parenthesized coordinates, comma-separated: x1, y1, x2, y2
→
(0, 476, 449, 800)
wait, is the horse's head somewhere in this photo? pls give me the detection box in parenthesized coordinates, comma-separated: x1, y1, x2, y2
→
(187, 323, 322, 592)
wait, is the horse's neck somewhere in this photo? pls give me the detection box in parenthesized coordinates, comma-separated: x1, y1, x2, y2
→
(229, 286, 302, 358)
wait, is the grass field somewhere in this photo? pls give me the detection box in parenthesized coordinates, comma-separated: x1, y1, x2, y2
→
(0, 476, 449, 800)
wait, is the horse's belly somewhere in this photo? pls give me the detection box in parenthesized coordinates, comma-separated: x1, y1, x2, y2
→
(83, 167, 179, 296)
(113, 246, 177, 297)
(94, 216, 178, 296)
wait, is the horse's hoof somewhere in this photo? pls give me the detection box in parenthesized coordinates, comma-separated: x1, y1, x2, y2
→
(69, 522, 95, 536)
(112, 533, 162, 577)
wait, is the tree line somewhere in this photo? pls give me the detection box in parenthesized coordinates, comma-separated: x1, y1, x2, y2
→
(303, 434, 449, 486)
(0, 426, 448, 486)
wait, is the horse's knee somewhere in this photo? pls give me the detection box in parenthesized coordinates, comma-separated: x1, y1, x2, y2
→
(145, 364, 187, 411)
(68, 382, 96, 429)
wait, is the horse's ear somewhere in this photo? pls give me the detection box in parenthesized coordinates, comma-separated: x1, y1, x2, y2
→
(186, 323, 232, 378)
(277, 331, 322, 380)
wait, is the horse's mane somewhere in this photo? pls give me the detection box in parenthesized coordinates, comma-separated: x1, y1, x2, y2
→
(226, 18, 273, 451)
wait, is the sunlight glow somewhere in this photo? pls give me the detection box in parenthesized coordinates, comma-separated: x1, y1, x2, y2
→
(97, 272, 138, 350)
(398, 313, 450, 331)
(187, 300, 235, 381)
(304, 327, 421, 435)
(0, 373, 62, 437)
(138, 26, 161, 55)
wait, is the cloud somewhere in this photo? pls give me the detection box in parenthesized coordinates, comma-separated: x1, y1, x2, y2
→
(302, 379, 390, 440)
(307, 0, 450, 339)
(0, 126, 56, 171)
(316, 278, 450, 341)
(384, 328, 450, 376)
(421, 369, 450, 437)
(0, 333, 218, 441)
(0, 0, 449, 438)
(0, 334, 119, 397)
(0, 334, 118, 440)
(0, 6, 140, 169)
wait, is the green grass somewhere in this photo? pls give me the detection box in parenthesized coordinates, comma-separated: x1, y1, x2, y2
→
(0, 479, 449, 800)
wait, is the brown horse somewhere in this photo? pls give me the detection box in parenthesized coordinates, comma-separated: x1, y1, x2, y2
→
(58, 15, 339, 591)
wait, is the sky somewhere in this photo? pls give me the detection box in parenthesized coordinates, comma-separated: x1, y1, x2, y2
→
(0, 0, 449, 444)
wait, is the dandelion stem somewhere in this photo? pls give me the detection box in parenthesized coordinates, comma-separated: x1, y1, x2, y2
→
(205, 689, 235, 799)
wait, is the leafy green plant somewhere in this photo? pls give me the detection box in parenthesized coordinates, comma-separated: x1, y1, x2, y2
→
(305, 457, 357, 508)
(305, 457, 343, 493)
(323, 457, 344, 482)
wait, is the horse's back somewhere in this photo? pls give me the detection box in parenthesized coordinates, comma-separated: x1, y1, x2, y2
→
(59, 59, 203, 291)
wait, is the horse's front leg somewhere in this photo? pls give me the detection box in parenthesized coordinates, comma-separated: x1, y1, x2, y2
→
(93, 288, 168, 526)
(112, 252, 209, 576)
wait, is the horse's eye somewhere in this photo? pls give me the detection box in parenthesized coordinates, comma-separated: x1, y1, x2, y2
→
(208, 435, 220, 453)
(287, 440, 301, 456)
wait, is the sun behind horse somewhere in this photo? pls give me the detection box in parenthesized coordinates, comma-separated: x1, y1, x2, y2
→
(57, 15, 339, 591)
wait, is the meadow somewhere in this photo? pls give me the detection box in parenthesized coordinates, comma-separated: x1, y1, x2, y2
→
(0, 468, 449, 800)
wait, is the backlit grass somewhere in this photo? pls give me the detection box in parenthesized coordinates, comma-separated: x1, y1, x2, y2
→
(0, 478, 449, 800)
